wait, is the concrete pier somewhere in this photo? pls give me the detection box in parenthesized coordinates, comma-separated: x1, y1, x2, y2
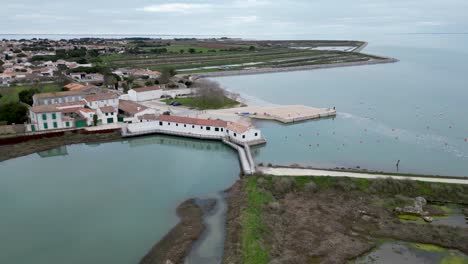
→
(223, 138, 255, 175)
(216, 105, 337, 124)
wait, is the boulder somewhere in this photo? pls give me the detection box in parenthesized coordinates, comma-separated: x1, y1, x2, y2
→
(268, 202, 282, 211)
(395, 196, 427, 216)
(273, 177, 295, 193)
(423, 216, 433, 223)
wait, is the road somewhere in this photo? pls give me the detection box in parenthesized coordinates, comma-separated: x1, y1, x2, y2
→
(258, 167, 468, 185)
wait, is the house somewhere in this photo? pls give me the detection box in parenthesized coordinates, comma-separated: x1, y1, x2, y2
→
(27, 101, 87, 132)
(125, 85, 194, 102)
(32, 67, 55, 77)
(127, 85, 163, 101)
(33, 86, 102, 106)
(84, 93, 119, 110)
(113, 68, 161, 79)
(33, 90, 86, 106)
(125, 115, 263, 144)
(118, 100, 157, 123)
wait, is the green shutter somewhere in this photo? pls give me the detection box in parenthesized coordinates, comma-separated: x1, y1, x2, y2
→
(31, 125, 36, 132)
(52, 113, 56, 119)
(53, 122, 58, 128)
(42, 114, 47, 120)
(44, 123, 48, 129)
(107, 118, 114, 124)
(66, 121, 70, 127)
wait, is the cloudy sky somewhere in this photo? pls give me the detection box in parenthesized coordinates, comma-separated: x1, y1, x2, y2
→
(2, 0, 467, 37)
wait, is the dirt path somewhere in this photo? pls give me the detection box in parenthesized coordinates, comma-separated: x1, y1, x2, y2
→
(258, 166, 468, 185)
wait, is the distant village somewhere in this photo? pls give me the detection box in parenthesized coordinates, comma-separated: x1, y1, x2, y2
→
(0, 38, 264, 148)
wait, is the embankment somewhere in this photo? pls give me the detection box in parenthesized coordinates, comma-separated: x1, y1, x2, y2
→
(191, 57, 398, 78)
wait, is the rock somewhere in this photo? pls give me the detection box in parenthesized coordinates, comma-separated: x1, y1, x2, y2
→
(423, 216, 433, 223)
(304, 181, 318, 194)
(268, 202, 282, 211)
(165, 260, 174, 264)
(395, 196, 427, 216)
(361, 215, 372, 222)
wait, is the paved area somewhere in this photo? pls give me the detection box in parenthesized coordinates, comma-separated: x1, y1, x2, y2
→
(258, 167, 468, 185)
(215, 105, 336, 123)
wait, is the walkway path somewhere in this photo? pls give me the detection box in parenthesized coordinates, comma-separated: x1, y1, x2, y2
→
(258, 167, 468, 185)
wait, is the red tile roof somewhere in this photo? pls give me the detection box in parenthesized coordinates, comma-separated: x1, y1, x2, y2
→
(158, 115, 227, 127)
(84, 93, 118, 102)
(78, 108, 95, 113)
(100, 106, 116, 113)
(30, 104, 59, 113)
(227, 122, 250, 133)
(138, 114, 159, 120)
(118, 100, 148, 114)
(133, 85, 161, 93)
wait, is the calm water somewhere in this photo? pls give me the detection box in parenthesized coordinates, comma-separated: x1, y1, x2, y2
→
(0, 136, 239, 264)
(215, 34, 468, 176)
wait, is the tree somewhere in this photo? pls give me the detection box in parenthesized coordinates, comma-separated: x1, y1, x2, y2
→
(179, 49, 185, 54)
(194, 79, 226, 103)
(188, 48, 196, 54)
(249, 45, 256, 51)
(0, 60, 4, 66)
(18, 88, 39, 106)
(145, 80, 154, 86)
(92, 114, 98, 126)
(159, 67, 177, 84)
(0, 102, 28, 124)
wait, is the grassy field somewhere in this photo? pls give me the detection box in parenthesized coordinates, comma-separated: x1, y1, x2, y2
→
(99, 39, 385, 74)
(241, 177, 273, 264)
(164, 96, 240, 110)
(0, 83, 63, 104)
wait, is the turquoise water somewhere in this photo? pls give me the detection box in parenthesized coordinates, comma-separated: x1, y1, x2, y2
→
(215, 34, 468, 176)
(0, 136, 239, 264)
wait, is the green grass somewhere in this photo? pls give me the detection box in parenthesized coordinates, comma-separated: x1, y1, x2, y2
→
(164, 96, 240, 110)
(398, 214, 421, 221)
(241, 177, 273, 264)
(440, 254, 468, 264)
(410, 243, 446, 253)
(0, 83, 63, 104)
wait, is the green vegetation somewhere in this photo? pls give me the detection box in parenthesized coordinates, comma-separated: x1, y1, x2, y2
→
(0, 83, 63, 104)
(0, 102, 28, 125)
(398, 214, 422, 221)
(441, 254, 468, 264)
(410, 243, 446, 252)
(241, 177, 273, 264)
(164, 96, 239, 110)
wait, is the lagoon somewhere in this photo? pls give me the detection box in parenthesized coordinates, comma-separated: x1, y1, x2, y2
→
(0, 136, 239, 264)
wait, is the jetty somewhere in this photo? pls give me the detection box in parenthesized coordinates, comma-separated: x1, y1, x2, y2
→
(120, 115, 265, 175)
(217, 105, 336, 123)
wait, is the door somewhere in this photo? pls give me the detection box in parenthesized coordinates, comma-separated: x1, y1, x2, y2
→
(107, 118, 114, 124)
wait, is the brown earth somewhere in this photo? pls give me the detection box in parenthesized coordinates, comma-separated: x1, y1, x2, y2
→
(0, 131, 121, 162)
(223, 176, 468, 264)
(139, 198, 217, 264)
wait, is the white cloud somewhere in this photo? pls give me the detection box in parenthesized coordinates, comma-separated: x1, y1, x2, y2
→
(140, 3, 212, 13)
(228, 15, 258, 24)
(233, 0, 271, 8)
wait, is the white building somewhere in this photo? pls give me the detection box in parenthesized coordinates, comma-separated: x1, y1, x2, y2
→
(125, 115, 263, 144)
(125, 86, 194, 102)
(84, 93, 119, 110)
(118, 100, 157, 123)
(27, 101, 86, 132)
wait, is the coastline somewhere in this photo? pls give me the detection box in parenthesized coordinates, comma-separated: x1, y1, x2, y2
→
(186, 57, 398, 78)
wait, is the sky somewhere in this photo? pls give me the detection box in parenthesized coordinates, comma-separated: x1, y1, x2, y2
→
(1, 0, 467, 37)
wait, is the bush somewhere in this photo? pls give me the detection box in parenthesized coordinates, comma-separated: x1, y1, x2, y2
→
(18, 88, 39, 106)
(0, 102, 28, 124)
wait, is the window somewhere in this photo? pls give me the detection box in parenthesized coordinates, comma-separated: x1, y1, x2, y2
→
(242, 135, 246, 139)
(44, 123, 48, 129)
(66, 121, 70, 127)
(234, 133, 237, 137)
(192, 125, 195, 128)
(206, 127, 211, 131)
(105, 113, 108, 116)
(52, 113, 56, 119)
(221, 128, 224, 132)
(200, 126, 203, 129)
(42, 114, 47, 120)
(184, 124, 186, 127)
(53, 122, 58, 128)
(215, 128, 219, 132)
(255, 132, 258, 136)
(159, 121, 163, 126)
(168, 122, 170, 126)
(176, 124, 178, 126)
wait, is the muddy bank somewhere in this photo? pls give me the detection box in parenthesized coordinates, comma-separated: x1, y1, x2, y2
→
(223, 176, 468, 264)
(139, 198, 217, 264)
(0, 131, 121, 162)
